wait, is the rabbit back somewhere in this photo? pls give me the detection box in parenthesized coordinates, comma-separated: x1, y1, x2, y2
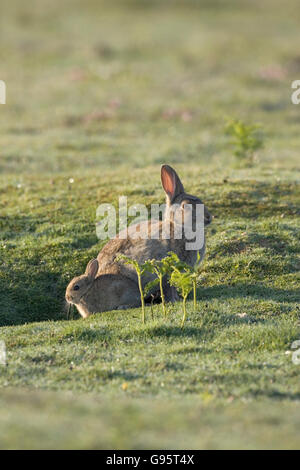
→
(97, 219, 204, 287)
(96, 165, 211, 293)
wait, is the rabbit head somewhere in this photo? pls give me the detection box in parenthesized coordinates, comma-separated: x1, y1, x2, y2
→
(161, 164, 212, 230)
(65, 259, 98, 305)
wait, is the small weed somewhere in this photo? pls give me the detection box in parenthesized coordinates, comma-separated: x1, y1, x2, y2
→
(225, 118, 264, 166)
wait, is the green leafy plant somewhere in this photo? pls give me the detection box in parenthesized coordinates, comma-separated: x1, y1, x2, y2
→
(225, 118, 264, 165)
(116, 255, 150, 324)
(168, 251, 203, 312)
(168, 251, 204, 327)
(145, 253, 179, 317)
(117, 252, 204, 328)
(190, 252, 203, 311)
(170, 267, 193, 329)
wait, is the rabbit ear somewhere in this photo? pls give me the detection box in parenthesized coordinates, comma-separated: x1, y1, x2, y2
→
(85, 259, 99, 279)
(161, 165, 185, 204)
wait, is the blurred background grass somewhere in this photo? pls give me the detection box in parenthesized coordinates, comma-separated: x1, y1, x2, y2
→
(1, 0, 300, 173)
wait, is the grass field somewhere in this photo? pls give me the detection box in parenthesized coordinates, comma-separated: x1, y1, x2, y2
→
(0, 0, 300, 449)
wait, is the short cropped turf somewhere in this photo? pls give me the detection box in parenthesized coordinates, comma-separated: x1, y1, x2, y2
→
(0, 0, 299, 449)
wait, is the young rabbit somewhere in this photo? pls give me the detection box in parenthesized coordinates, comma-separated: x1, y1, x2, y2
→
(97, 165, 212, 301)
(65, 259, 141, 318)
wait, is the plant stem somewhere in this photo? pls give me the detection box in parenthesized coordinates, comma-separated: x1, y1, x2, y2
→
(150, 295, 155, 321)
(193, 280, 196, 311)
(181, 295, 188, 329)
(159, 274, 167, 317)
(137, 272, 145, 324)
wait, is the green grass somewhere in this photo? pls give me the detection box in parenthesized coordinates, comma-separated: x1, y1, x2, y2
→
(0, 0, 300, 449)
(1, 390, 300, 450)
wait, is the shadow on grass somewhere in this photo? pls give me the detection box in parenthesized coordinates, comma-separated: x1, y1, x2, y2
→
(0, 212, 101, 326)
(252, 390, 300, 401)
(211, 180, 300, 220)
(0, 269, 67, 327)
(209, 231, 299, 258)
(61, 327, 112, 343)
(0, 214, 42, 239)
(200, 283, 299, 303)
(69, 368, 142, 382)
(1, 179, 299, 326)
(147, 325, 203, 338)
(117, 324, 211, 342)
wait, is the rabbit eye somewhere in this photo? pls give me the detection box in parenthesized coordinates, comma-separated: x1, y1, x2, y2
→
(73, 285, 80, 291)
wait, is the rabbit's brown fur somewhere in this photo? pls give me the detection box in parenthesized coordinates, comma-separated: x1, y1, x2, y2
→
(97, 165, 212, 301)
(65, 259, 140, 318)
